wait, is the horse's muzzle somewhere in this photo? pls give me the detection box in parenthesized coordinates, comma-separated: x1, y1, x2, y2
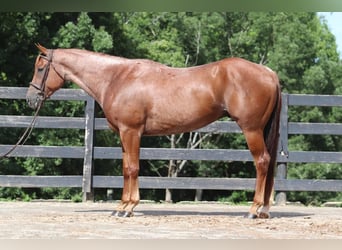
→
(26, 91, 44, 109)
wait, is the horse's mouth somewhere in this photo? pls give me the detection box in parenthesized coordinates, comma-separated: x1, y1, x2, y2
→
(26, 92, 44, 109)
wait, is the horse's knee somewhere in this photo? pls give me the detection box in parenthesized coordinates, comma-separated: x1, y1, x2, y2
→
(123, 164, 139, 178)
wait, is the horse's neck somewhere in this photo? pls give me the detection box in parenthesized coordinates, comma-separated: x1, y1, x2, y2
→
(56, 49, 126, 107)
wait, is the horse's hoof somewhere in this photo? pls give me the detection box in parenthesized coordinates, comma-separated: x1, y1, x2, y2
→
(122, 211, 133, 217)
(247, 213, 258, 219)
(246, 212, 270, 219)
(112, 210, 124, 217)
(112, 210, 133, 217)
(258, 212, 270, 219)
(112, 211, 120, 217)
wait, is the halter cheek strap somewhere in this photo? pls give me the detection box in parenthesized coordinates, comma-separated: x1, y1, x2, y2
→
(29, 50, 54, 98)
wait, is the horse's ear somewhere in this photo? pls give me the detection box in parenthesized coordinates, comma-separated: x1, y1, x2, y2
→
(35, 43, 48, 55)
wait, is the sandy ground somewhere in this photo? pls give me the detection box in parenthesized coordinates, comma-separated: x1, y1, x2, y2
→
(0, 201, 341, 239)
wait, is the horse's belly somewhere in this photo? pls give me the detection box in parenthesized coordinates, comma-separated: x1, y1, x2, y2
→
(143, 108, 225, 136)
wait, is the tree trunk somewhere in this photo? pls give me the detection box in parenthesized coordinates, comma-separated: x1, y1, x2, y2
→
(195, 189, 203, 202)
(164, 132, 211, 202)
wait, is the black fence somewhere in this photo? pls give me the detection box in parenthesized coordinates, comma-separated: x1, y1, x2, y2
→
(0, 87, 341, 202)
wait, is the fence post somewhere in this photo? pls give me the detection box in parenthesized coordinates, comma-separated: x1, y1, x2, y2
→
(275, 93, 289, 205)
(82, 95, 95, 202)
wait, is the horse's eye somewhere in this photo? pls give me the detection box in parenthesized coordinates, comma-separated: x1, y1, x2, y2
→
(37, 67, 44, 72)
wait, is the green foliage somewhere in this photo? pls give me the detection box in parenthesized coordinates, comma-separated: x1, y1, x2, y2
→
(0, 187, 32, 201)
(218, 191, 251, 204)
(39, 187, 82, 202)
(0, 12, 341, 204)
(286, 163, 342, 205)
(52, 12, 113, 53)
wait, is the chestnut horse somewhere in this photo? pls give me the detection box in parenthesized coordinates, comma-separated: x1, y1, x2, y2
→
(27, 44, 281, 219)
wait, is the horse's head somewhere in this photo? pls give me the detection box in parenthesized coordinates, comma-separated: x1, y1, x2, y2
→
(26, 43, 64, 109)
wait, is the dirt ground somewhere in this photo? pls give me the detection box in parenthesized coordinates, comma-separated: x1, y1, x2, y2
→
(0, 201, 341, 239)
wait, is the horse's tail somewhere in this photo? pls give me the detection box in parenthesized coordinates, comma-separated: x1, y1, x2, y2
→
(264, 82, 282, 172)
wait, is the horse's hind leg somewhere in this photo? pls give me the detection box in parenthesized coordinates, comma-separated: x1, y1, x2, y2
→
(242, 129, 272, 219)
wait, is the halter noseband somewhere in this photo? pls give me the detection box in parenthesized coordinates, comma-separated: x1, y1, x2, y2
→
(29, 50, 54, 98)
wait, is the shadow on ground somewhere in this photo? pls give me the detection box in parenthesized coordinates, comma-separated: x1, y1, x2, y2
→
(75, 208, 313, 218)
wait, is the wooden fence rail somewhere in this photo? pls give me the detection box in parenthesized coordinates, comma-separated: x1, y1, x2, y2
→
(0, 87, 342, 202)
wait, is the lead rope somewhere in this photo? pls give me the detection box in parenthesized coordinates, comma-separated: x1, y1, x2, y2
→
(0, 101, 43, 158)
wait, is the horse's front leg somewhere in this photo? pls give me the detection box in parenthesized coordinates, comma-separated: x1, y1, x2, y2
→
(113, 129, 141, 217)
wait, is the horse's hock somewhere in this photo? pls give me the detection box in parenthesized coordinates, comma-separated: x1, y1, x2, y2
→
(0, 201, 341, 239)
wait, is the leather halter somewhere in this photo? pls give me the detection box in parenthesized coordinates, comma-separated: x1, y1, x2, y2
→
(29, 50, 54, 98)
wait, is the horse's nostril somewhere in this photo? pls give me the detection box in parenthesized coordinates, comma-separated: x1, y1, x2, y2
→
(26, 94, 41, 109)
(37, 92, 45, 99)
